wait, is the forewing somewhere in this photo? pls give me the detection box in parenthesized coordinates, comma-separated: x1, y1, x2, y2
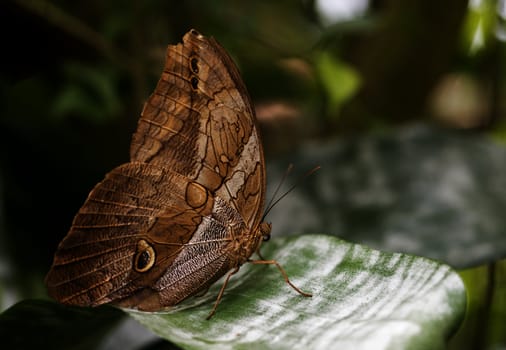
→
(129, 29, 265, 229)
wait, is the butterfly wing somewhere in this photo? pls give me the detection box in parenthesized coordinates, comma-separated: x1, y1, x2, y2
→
(45, 162, 217, 306)
(46, 30, 266, 310)
(130, 29, 266, 229)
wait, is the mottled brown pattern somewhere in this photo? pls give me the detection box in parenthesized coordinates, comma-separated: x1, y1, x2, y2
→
(45, 29, 268, 311)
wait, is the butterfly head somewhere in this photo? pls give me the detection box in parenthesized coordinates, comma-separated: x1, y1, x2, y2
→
(259, 222, 272, 242)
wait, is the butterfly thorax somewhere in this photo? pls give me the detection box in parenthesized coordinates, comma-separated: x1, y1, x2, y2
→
(231, 222, 266, 265)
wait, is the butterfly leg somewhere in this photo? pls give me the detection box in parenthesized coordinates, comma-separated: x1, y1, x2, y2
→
(206, 266, 241, 320)
(249, 259, 312, 297)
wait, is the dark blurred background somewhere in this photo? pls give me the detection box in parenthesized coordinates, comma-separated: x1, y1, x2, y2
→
(0, 0, 505, 326)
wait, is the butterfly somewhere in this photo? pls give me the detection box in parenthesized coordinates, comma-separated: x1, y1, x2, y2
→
(46, 29, 310, 319)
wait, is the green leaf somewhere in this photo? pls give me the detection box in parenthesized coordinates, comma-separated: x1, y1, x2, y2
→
(0, 300, 124, 350)
(314, 51, 360, 114)
(128, 234, 465, 350)
(51, 62, 122, 124)
(450, 259, 506, 350)
(266, 125, 506, 268)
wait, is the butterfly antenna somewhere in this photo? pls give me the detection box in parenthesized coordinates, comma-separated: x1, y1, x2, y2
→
(262, 165, 320, 220)
(263, 164, 293, 220)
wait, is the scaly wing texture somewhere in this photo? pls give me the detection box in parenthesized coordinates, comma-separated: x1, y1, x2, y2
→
(130, 29, 265, 229)
(45, 162, 214, 306)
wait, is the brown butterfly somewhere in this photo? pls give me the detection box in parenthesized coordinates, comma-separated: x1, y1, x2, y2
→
(45, 29, 311, 319)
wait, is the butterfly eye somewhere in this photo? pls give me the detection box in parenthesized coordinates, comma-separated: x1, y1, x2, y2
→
(259, 222, 271, 241)
(134, 239, 156, 273)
